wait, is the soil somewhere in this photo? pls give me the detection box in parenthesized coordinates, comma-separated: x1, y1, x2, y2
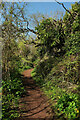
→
(16, 68, 54, 120)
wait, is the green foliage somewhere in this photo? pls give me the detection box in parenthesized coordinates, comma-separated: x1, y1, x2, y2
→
(2, 94, 19, 120)
(22, 65, 33, 71)
(2, 70, 25, 120)
(65, 31, 80, 56)
(1, 1, 80, 120)
(56, 93, 79, 119)
(29, 2, 80, 120)
(1, 2, 30, 120)
(35, 18, 65, 57)
(31, 57, 55, 85)
(63, 2, 80, 56)
(32, 58, 80, 119)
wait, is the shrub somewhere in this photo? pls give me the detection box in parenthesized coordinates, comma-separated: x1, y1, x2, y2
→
(56, 93, 79, 119)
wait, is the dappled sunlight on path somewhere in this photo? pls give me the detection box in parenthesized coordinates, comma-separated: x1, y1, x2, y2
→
(16, 69, 54, 120)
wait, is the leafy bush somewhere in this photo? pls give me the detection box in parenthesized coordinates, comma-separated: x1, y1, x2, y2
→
(32, 53, 80, 119)
(56, 93, 79, 119)
(2, 71, 25, 120)
(35, 18, 65, 57)
(31, 57, 55, 86)
(31, 2, 80, 120)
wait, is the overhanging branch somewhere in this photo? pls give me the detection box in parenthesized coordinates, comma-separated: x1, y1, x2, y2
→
(31, 41, 44, 47)
(55, 0, 74, 19)
(28, 28, 38, 35)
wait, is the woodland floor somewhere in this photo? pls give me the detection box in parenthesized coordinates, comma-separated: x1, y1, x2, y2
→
(16, 68, 54, 120)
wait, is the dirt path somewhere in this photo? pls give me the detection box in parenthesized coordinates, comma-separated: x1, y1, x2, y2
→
(16, 69, 54, 119)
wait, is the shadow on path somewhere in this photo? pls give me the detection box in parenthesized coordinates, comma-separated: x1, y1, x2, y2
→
(16, 69, 54, 120)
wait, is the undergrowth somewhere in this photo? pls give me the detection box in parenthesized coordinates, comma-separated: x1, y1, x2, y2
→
(31, 55, 80, 120)
(2, 68, 26, 120)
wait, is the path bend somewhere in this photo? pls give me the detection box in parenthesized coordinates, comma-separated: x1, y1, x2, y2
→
(16, 69, 54, 120)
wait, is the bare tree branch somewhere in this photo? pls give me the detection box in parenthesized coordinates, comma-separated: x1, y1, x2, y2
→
(26, 21, 38, 35)
(31, 41, 44, 47)
(28, 28, 38, 34)
(18, 18, 57, 36)
(55, 0, 74, 19)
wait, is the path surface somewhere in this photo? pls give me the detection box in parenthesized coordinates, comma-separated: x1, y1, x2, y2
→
(16, 69, 54, 120)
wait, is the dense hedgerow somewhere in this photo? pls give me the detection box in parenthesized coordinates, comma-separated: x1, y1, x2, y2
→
(31, 2, 80, 120)
(2, 67, 25, 120)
